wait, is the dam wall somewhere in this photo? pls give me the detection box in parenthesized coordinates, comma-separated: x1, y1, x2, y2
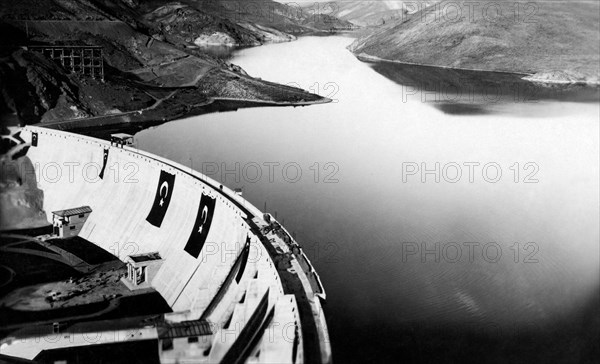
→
(20, 127, 269, 313)
(2, 126, 330, 363)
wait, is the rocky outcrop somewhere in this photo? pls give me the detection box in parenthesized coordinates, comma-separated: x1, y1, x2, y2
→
(142, 3, 265, 47)
(0, 50, 91, 125)
(0, 129, 48, 230)
(523, 71, 599, 85)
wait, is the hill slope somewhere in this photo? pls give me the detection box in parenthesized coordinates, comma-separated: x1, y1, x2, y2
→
(349, 0, 600, 83)
(306, 0, 436, 27)
(136, 0, 354, 47)
(0, 0, 339, 128)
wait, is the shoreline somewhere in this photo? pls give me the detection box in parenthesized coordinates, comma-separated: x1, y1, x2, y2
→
(353, 52, 600, 86)
(16, 32, 341, 137)
(40, 97, 331, 139)
(2, 19, 337, 132)
(191, 28, 357, 48)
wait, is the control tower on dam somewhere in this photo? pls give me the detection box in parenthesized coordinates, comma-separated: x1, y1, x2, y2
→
(0, 126, 330, 364)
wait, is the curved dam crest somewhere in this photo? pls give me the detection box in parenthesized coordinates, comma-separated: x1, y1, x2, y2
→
(0, 126, 330, 364)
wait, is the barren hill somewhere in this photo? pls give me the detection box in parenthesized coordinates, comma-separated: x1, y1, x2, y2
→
(349, 0, 600, 83)
(305, 0, 437, 27)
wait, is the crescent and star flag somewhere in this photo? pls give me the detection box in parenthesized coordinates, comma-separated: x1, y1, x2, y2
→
(146, 170, 176, 227)
(11, 146, 29, 160)
(31, 132, 38, 147)
(184, 193, 217, 259)
(98, 148, 109, 180)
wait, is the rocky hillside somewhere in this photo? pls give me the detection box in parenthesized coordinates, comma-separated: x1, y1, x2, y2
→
(301, 0, 439, 27)
(212, 0, 356, 36)
(0, 0, 343, 128)
(111, 0, 354, 47)
(0, 127, 49, 230)
(349, 0, 600, 83)
(0, 0, 355, 47)
(306, 0, 436, 27)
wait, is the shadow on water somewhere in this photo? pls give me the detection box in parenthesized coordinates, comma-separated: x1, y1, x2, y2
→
(368, 61, 600, 115)
(329, 288, 599, 364)
(434, 103, 492, 115)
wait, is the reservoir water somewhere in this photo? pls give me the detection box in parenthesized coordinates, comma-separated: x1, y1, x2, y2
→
(137, 36, 600, 363)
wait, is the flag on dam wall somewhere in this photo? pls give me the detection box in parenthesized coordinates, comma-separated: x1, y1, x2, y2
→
(98, 148, 109, 180)
(146, 170, 176, 227)
(11, 146, 29, 160)
(235, 236, 251, 284)
(31, 132, 38, 147)
(184, 193, 217, 259)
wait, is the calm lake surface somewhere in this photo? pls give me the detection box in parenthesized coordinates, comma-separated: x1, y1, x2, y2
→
(137, 36, 600, 363)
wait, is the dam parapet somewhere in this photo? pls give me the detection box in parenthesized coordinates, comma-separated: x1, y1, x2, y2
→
(0, 126, 331, 364)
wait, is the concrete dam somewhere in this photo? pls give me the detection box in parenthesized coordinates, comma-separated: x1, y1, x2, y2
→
(0, 126, 330, 364)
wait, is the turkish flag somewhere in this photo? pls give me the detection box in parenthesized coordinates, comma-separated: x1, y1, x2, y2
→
(235, 236, 251, 284)
(184, 193, 217, 258)
(146, 170, 176, 227)
(98, 148, 109, 180)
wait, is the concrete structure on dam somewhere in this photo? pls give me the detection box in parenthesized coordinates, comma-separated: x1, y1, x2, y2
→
(0, 126, 330, 363)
